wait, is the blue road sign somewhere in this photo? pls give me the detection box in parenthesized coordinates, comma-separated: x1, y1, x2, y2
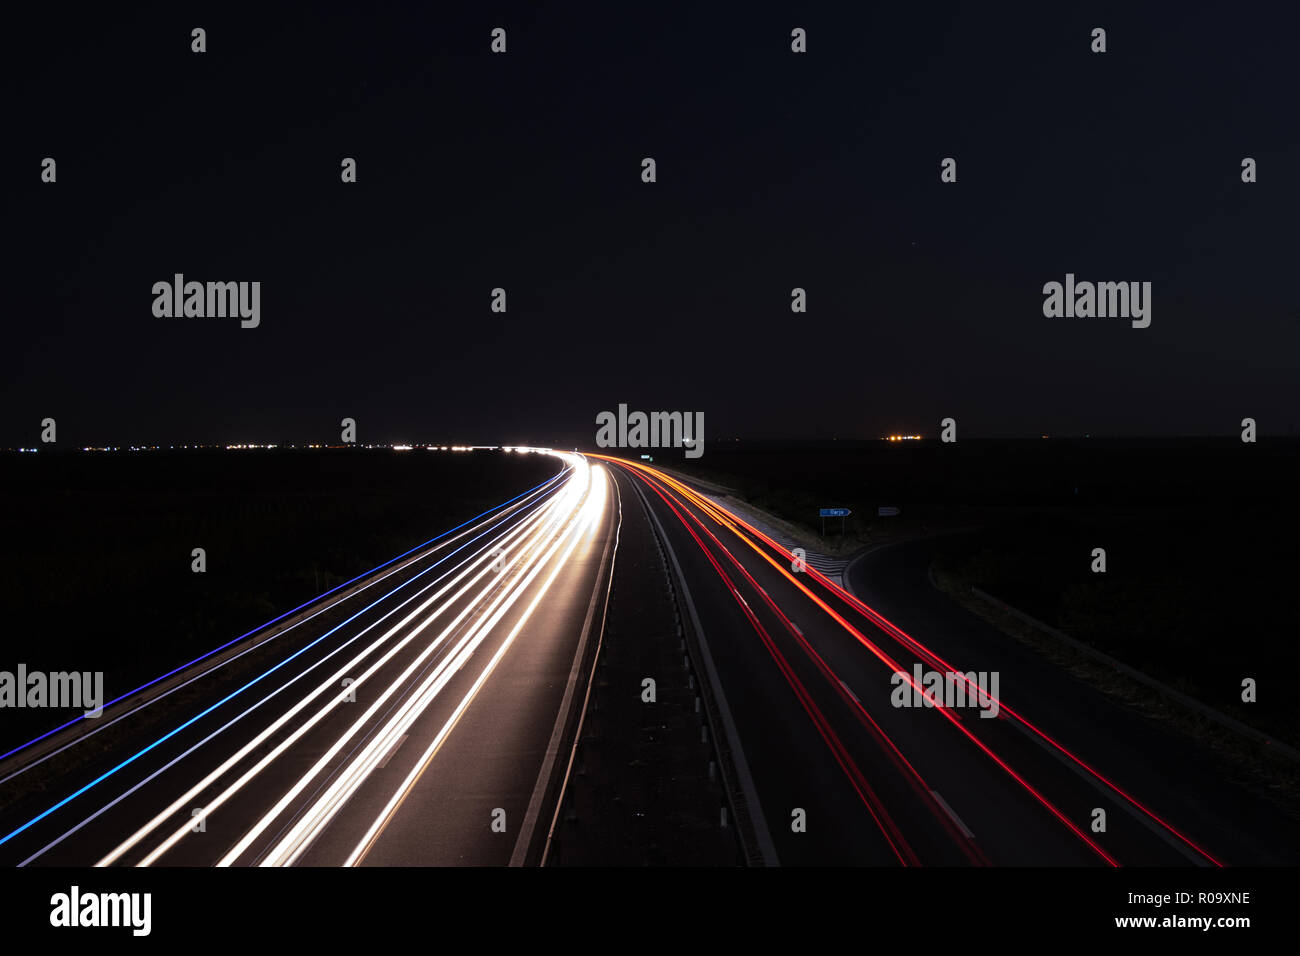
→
(820, 508, 851, 517)
(877, 506, 900, 517)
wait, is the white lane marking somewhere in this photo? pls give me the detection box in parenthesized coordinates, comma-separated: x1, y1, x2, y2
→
(100, 487, 565, 868)
(513, 464, 620, 866)
(344, 463, 606, 868)
(636, 476, 779, 866)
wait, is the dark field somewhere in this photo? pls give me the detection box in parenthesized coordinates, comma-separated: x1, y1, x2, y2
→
(672, 438, 1300, 749)
(0, 448, 559, 751)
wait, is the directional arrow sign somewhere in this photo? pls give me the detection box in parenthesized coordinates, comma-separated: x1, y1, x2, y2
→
(877, 506, 900, 517)
(819, 508, 851, 517)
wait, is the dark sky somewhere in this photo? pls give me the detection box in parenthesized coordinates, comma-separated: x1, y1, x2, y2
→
(7, 1, 1297, 446)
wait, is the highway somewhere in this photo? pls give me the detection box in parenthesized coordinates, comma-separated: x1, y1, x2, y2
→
(4, 447, 1292, 868)
(598, 455, 1297, 866)
(0, 450, 619, 867)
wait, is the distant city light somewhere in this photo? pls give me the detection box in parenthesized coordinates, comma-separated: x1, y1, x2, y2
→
(11, 441, 529, 454)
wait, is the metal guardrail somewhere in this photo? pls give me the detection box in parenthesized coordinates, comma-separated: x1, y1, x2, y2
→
(631, 474, 777, 866)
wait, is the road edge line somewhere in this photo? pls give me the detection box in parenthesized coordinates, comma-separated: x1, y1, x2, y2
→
(509, 464, 621, 866)
(628, 467, 779, 866)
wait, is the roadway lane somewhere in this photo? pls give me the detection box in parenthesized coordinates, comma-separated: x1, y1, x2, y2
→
(846, 535, 1300, 865)
(307, 460, 618, 866)
(0, 451, 619, 867)
(602, 456, 1260, 866)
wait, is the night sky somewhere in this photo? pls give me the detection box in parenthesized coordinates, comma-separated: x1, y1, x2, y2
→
(7, 2, 1298, 447)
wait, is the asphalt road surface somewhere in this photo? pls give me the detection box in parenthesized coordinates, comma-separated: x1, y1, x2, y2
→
(0, 451, 619, 867)
(599, 456, 1299, 866)
(6, 449, 1292, 867)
